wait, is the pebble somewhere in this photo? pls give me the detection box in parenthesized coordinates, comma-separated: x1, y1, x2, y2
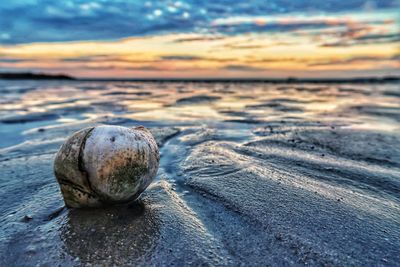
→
(22, 215, 33, 222)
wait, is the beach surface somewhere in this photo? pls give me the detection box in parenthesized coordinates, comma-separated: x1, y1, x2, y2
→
(0, 80, 399, 266)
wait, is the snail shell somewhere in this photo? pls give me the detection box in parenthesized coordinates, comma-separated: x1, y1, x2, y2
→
(54, 125, 159, 208)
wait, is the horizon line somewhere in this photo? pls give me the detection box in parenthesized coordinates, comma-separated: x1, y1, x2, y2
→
(1, 72, 399, 83)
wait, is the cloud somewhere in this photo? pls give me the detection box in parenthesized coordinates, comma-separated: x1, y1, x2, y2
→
(308, 55, 399, 66)
(209, 12, 399, 39)
(60, 55, 158, 64)
(0, 1, 197, 44)
(321, 33, 400, 47)
(171, 36, 226, 43)
(160, 55, 203, 61)
(0, 0, 397, 44)
(357, 32, 399, 41)
(60, 55, 109, 62)
(124, 66, 170, 71)
(0, 57, 32, 63)
(222, 65, 266, 71)
(246, 57, 300, 63)
(158, 54, 236, 63)
(82, 65, 118, 71)
(59, 54, 234, 64)
(222, 44, 265, 49)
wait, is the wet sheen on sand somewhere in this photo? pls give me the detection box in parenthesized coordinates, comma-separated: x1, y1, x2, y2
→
(0, 80, 399, 266)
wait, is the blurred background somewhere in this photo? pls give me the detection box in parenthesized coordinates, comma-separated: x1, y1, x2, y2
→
(0, 0, 399, 79)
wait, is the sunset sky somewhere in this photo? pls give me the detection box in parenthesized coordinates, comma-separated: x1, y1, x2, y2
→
(0, 0, 399, 78)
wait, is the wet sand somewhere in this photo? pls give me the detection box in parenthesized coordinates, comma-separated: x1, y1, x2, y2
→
(0, 80, 399, 266)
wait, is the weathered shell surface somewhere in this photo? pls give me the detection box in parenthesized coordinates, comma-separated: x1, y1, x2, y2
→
(54, 125, 159, 208)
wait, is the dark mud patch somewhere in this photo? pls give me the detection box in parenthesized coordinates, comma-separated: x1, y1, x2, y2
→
(338, 87, 369, 95)
(236, 95, 256, 99)
(224, 118, 265, 124)
(175, 95, 221, 105)
(0, 86, 37, 94)
(294, 86, 328, 93)
(115, 84, 143, 89)
(218, 110, 250, 117)
(246, 101, 304, 113)
(38, 98, 82, 106)
(276, 86, 292, 91)
(383, 90, 400, 97)
(0, 112, 60, 124)
(102, 91, 131, 96)
(103, 91, 152, 96)
(268, 98, 311, 104)
(350, 105, 400, 122)
(52, 105, 93, 115)
(77, 85, 107, 91)
(133, 92, 152, 96)
(90, 101, 127, 113)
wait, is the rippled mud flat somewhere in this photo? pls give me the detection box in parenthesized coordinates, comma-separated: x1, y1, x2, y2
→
(0, 80, 399, 266)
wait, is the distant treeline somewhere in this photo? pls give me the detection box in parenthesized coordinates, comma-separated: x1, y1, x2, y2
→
(0, 72, 75, 80)
(0, 72, 399, 83)
(81, 77, 400, 83)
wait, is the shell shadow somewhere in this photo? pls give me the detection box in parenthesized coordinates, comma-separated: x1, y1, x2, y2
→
(60, 200, 160, 264)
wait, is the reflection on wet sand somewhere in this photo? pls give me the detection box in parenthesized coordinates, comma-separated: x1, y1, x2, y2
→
(0, 81, 399, 132)
(0, 80, 399, 266)
(61, 200, 159, 265)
